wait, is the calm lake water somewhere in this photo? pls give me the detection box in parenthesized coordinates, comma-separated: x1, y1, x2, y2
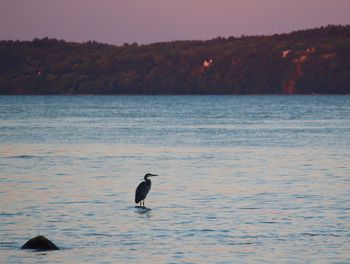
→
(1, 95, 350, 263)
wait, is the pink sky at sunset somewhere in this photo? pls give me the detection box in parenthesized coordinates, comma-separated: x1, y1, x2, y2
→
(1, 0, 349, 45)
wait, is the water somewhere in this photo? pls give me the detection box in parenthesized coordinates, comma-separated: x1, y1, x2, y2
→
(1, 95, 350, 263)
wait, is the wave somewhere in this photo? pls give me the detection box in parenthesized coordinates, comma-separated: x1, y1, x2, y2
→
(3, 155, 40, 159)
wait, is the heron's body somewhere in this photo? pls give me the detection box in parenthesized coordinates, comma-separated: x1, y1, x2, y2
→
(135, 173, 157, 208)
(135, 179, 151, 203)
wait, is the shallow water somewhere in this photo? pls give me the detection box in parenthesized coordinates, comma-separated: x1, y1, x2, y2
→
(1, 95, 350, 263)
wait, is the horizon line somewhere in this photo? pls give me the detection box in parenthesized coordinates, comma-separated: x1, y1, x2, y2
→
(1, 24, 349, 47)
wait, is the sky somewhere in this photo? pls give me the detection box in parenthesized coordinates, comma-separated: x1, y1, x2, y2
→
(0, 0, 349, 45)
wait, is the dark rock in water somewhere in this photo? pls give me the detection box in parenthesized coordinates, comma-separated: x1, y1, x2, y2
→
(21, 235, 59, 250)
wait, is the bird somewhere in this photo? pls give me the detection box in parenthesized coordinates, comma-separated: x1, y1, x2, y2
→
(135, 173, 158, 208)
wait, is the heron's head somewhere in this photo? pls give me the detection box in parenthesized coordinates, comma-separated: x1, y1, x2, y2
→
(144, 173, 158, 180)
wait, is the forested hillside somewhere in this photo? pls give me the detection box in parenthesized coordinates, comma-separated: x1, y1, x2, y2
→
(1, 25, 349, 94)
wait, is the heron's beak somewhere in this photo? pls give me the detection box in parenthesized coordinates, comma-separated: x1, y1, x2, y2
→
(149, 174, 158, 177)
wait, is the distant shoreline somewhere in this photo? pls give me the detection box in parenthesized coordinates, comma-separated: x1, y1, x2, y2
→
(2, 92, 349, 96)
(1, 25, 349, 95)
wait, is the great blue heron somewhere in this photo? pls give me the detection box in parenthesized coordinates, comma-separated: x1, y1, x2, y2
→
(135, 173, 158, 208)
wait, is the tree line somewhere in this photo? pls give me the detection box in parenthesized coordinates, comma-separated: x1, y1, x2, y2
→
(0, 25, 349, 95)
